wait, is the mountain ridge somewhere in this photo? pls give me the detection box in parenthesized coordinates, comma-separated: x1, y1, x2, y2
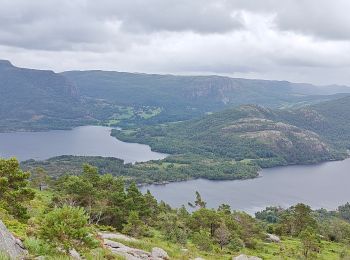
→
(0, 60, 92, 131)
(1, 59, 349, 131)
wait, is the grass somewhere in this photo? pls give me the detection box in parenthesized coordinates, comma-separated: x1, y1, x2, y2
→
(24, 237, 57, 256)
(108, 231, 350, 260)
(28, 190, 53, 218)
(107, 119, 120, 126)
(84, 248, 125, 260)
(0, 208, 28, 239)
(110, 229, 233, 260)
(0, 251, 10, 260)
(241, 237, 350, 260)
(114, 107, 134, 120)
(106, 106, 162, 126)
(139, 107, 162, 119)
(134, 162, 187, 170)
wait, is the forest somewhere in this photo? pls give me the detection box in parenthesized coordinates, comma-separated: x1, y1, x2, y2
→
(2, 157, 350, 259)
(21, 155, 260, 185)
(109, 99, 350, 183)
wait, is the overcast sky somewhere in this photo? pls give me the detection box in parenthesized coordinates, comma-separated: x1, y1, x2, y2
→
(1, 0, 350, 85)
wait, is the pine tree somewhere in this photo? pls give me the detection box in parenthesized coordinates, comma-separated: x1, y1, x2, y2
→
(0, 158, 35, 220)
(126, 182, 145, 214)
(122, 211, 148, 238)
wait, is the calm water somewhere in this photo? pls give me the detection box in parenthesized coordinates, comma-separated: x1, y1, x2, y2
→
(0, 126, 167, 163)
(1, 126, 349, 213)
(141, 159, 350, 214)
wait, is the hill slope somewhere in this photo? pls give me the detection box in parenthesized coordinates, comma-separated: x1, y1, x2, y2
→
(63, 70, 349, 125)
(113, 107, 341, 171)
(277, 96, 350, 149)
(1, 60, 349, 131)
(0, 60, 93, 130)
(113, 97, 350, 174)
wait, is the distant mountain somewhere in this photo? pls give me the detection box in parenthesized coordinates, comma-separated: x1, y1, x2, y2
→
(0, 60, 94, 131)
(277, 95, 350, 149)
(63, 70, 350, 124)
(0, 60, 349, 131)
(288, 82, 350, 95)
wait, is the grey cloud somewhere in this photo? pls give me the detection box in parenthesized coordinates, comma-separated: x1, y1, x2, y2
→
(228, 0, 350, 40)
(0, 0, 244, 51)
(2, 0, 349, 52)
(0, 0, 350, 86)
(98, 0, 243, 33)
(271, 0, 350, 40)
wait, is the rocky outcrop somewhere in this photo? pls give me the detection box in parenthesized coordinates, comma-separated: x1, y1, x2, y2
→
(69, 248, 82, 260)
(99, 231, 138, 242)
(104, 239, 151, 260)
(151, 247, 169, 259)
(233, 254, 262, 260)
(103, 238, 169, 260)
(266, 233, 280, 243)
(0, 219, 27, 259)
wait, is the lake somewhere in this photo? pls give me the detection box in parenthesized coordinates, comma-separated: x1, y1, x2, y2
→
(141, 159, 350, 214)
(1, 125, 349, 214)
(0, 126, 167, 163)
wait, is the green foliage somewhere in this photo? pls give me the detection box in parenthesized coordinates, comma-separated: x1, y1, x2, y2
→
(279, 96, 350, 150)
(52, 167, 159, 232)
(299, 227, 321, 258)
(255, 206, 284, 224)
(24, 237, 56, 256)
(281, 203, 317, 236)
(192, 230, 213, 251)
(29, 167, 51, 190)
(84, 248, 123, 260)
(232, 211, 263, 249)
(0, 158, 35, 221)
(189, 208, 221, 237)
(227, 236, 244, 252)
(39, 205, 97, 252)
(2, 159, 350, 259)
(22, 155, 126, 179)
(112, 100, 350, 183)
(0, 251, 10, 260)
(214, 223, 231, 250)
(338, 202, 350, 222)
(158, 212, 188, 245)
(188, 191, 207, 209)
(122, 211, 148, 238)
(323, 218, 350, 243)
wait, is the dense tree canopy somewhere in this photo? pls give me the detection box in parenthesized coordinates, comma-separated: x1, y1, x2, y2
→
(0, 158, 34, 221)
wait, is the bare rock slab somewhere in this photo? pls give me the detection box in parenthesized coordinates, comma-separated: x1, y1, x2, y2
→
(233, 254, 262, 260)
(0, 219, 27, 259)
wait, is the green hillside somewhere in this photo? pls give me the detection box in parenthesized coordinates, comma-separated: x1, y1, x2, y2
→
(3, 157, 350, 259)
(113, 97, 350, 182)
(0, 60, 349, 131)
(63, 70, 349, 126)
(277, 96, 350, 149)
(0, 60, 94, 131)
(23, 96, 350, 184)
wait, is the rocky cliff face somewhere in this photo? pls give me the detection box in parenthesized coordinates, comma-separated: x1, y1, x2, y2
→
(0, 220, 27, 259)
(0, 60, 90, 130)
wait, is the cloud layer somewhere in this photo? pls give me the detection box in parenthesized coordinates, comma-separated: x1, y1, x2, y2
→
(1, 0, 350, 85)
